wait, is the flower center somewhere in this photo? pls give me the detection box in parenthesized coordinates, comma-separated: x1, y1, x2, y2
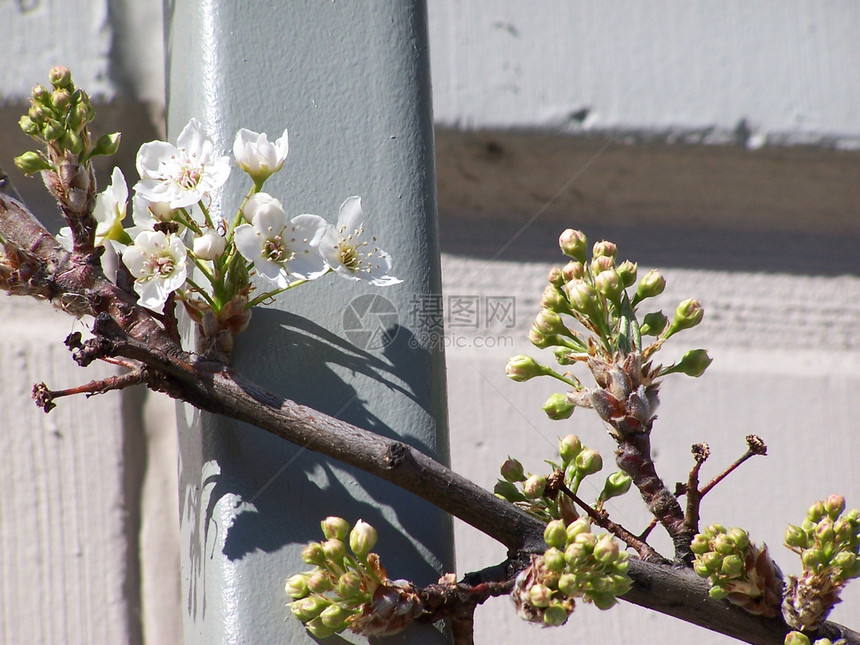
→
(142, 253, 175, 281)
(337, 241, 362, 273)
(176, 164, 202, 190)
(263, 236, 295, 264)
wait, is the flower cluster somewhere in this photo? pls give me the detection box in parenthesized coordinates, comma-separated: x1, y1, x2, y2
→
(690, 524, 783, 617)
(494, 434, 630, 524)
(505, 229, 710, 438)
(512, 517, 632, 626)
(782, 495, 860, 631)
(16, 71, 401, 358)
(286, 517, 422, 639)
(785, 632, 848, 645)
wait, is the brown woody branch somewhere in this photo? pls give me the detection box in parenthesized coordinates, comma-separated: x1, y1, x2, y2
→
(1, 181, 859, 645)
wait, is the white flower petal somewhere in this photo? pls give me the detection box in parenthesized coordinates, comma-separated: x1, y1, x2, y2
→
(337, 196, 364, 232)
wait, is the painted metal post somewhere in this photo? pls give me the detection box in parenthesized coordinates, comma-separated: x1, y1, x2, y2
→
(166, 1, 453, 643)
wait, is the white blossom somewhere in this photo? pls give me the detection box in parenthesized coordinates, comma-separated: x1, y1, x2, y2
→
(233, 128, 289, 184)
(234, 192, 327, 287)
(93, 166, 129, 245)
(123, 230, 188, 313)
(134, 118, 230, 209)
(320, 197, 401, 286)
(193, 228, 227, 261)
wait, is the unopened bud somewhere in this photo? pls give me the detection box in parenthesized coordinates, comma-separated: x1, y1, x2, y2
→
(565, 280, 602, 320)
(13, 151, 51, 175)
(18, 115, 39, 136)
(574, 448, 602, 476)
(727, 527, 750, 551)
(544, 547, 566, 572)
(666, 298, 704, 336)
(349, 520, 377, 557)
(193, 228, 227, 260)
(319, 603, 351, 630)
(547, 265, 565, 287)
(662, 348, 712, 377)
(592, 240, 617, 259)
(543, 392, 576, 420)
(807, 501, 825, 522)
(541, 284, 572, 314)
(594, 269, 623, 304)
(285, 574, 310, 599)
(49, 65, 72, 89)
(824, 494, 846, 518)
(323, 538, 346, 563)
(528, 583, 552, 607)
(291, 595, 329, 622)
(713, 533, 735, 555)
(558, 434, 582, 462)
(784, 524, 808, 549)
(801, 548, 824, 569)
(534, 309, 568, 336)
(544, 520, 568, 549)
(590, 254, 614, 274)
(635, 269, 666, 301)
(593, 535, 620, 564)
(562, 260, 584, 282)
(32, 83, 50, 103)
(784, 632, 811, 645)
(690, 534, 711, 554)
(720, 554, 744, 577)
(321, 516, 350, 541)
(559, 229, 587, 262)
(337, 572, 363, 598)
(600, 471, 632, 501)
(505, 354, 548, 382)
(523, 474, 547, 499)
(301, 542, 327, 566)
(307, 570, 333, 594)
(543, 603, 569, 626)
(92, 132, 121, 158)
(500, 457, 526, 482)
(616, 260, 638, 287)
(566, 518, 590, 542)
(51, 88, 71, 111)
(832, 551, 856, 574)
(305, 617, 336, 639)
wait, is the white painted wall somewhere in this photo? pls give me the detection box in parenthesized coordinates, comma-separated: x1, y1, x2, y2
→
(1, 1, 858, 643)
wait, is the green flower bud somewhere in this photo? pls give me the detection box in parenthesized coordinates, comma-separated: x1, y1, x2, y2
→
(544, 520, 568, 549)
(720, 554, 744, 577)
(815, 520, 835, 545)
(639, 311, 668, 337)
(494, 479, 526, 503)
(593, 535, 620, 564)
(13, 151, 51, 175)
(349, 520, 377, 557)
(662, 349, 712, 377)
(635, 269, 666, 301)
(18, 115, 39, 136)
(784, 632, 811, 645)
(49, 65, 72, 89)
(285, 574, 310, 599)
(51, 88, 72, 111)
(319, 603, 351, 630)
(544, 547, 566, 573)
(528, 327, 556, 349)
(67, 101, 89, 133)
(543, 603, 569, 626)
(301, 542, 327, 566)
(528, 583, 553, 608)
(824, 494, 846, 518)
(337, 572, 364, 599)
(291, 595, 330, 621)
(562, 260, 585, 282)
(807, 501, 825, 522)
(784, 524, 808, 549)
(565, 280, 603, 321)
(590, 254, 614, 274)
(616, 260, 638, 287)
(322, 539, 347, 564)
(534, 309, 569, 336)
(558, 434, 582, 462)
(559, 229, 588, 262)
(60, 129, 83, 156)
(307, 570, 334, 594)
(693, 560, 711, 577)
(500, 457, 526, 482)
(523, 474, 547, 499)
(541, 284, 572, 314)
(505, 354, 549, 382)
(564, 542, 588, 567)
(592, 240, 617, 259)
(701, 552, 723, 572)
(32, 83, 51, 103)
(574, 531, 598, 552)
(708, 586, 728, 600)
(727, 527, 750, 551)
(832, 551, 856, 574)
(713, 533, 735, 555)
(589, 591, 618, 610)
(305, 617, 337, 639)
(594, 269, 623, 304)
(666, 299, 704, 336)
(547, 265, 565, 287)
(600, 471, 632, 501)
(690, 534, 711, 555)
(28, 103, 47, 124)
(557, 573, 578, 596)
(801, 548, 824, 569)
(91, 132, 121, 158)
(321, 516, 351, 541)
(566, 518, 590, 541)
(574, 449, 603, 476)
(543, 393, 576, 420)
(42, 122, 63, 141)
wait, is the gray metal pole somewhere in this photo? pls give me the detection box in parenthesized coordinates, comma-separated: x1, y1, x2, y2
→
(165, 1, 453, 642)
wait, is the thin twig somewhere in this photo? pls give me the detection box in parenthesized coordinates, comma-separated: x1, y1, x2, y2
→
(32, 368, 147, 411)
(699, 435, 767, 498)
(684, 442, 711, 534)
(555, 477, 668, 563)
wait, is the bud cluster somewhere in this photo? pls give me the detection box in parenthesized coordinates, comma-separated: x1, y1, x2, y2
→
(494, 435, 625, 524)
(286, 517, 421, 638)
(15, 66, 119, 175)
(782, 495, 860, 631)
(784, 632, 847, 645)
(512, 518, 632, 626)
(507, 229, 711, 434)
(690, 524, 783, 617)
